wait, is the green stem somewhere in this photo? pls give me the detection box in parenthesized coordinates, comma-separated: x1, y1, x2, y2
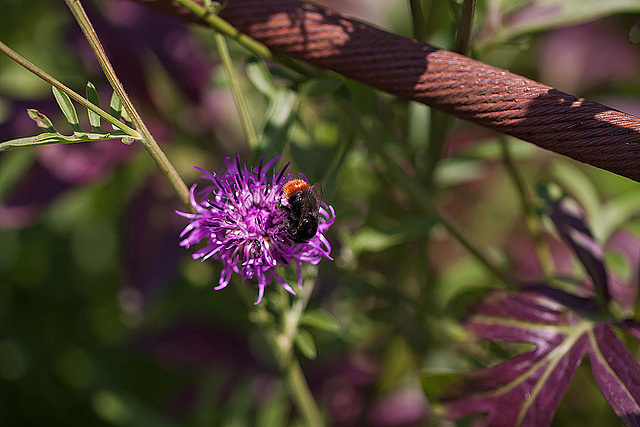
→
(409, 0, 427, 41)
(500, 138, 554, 278)
(239, 285, 287, 360)
(436, 213, 512, 288)
(285, 359, 324, 426)
(235, 274, 324, 426)
(423, 109, 451, 188)
(281, 266, 317, 355)
(214, 32, 258, 148)
(212, 27, 321, 423)
(173, 0, 314, 77)
(0, 41, 138, 137)
(455, 0, 476, 55)
(279, 269, 325, 426)
(64, 0, 190, 207)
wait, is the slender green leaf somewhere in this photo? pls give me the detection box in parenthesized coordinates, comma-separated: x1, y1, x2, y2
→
(86, 82, 101, 131)
(347, 217, 436, 254)
(108, 92, 132, 134)
(245, 58, 278, 99)
(27, 109, 56, 132)
(109, 92, 122, 123)
(0, 130, 130, 152)
(8, 87, 139, 150)
(0, 136, 42, 151)
(257, 90, 299, 157)
(300, 309, 341, 333)
(299, 77, 344, 98)
(294, 329, 317, 360)
(52, 86, 82, 132)
(120, 102, 132, 127)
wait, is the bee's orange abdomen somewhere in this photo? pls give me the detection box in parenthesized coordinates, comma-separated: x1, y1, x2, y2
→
(283, 179, 310, 198)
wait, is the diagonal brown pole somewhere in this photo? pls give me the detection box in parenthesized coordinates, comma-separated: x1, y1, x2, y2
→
(136, 0, 640, 182)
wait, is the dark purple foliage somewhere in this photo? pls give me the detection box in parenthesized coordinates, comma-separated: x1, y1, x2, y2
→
(124, 177, 186, 298)
(438, 287, 596, 426)
(546, 195, 610, 302)
(0, 0, 215, 229)
(589, 325, 640, 425)
(427, 189, 640, 426)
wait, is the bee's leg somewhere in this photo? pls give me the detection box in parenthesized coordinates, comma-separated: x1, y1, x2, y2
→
(277, 202, 291, 234)
(278, 200, 291, 213)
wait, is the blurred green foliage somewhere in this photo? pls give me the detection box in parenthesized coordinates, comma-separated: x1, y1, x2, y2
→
(1, 0, 640, 425)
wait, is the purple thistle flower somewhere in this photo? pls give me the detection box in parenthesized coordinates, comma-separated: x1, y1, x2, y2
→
(177, 155, 335, 304)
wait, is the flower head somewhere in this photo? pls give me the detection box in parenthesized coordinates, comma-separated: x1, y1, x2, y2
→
(177, 155, 335, 304)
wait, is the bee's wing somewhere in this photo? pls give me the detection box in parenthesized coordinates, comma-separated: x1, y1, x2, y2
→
(310, 183, 323, 208)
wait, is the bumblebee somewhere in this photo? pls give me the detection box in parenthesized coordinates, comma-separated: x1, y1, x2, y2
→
(281, 179, 323, 243)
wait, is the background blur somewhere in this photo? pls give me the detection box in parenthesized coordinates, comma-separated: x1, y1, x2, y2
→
(1, 0, 640, 425)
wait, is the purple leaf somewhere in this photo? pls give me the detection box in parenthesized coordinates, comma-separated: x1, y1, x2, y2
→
(430, 287, 640, 426)
(433, 190, 640, 425)
(523, 285, 599, 315)
(544, 190, 610, 303)
(589, 325, 640, 426)
(435, 288, 589, 426)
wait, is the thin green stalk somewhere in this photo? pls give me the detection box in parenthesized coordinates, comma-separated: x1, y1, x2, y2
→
(280, 266, 318, 355)
(455, 0, 476, 55)
(200, 30, 320, 424)
(235, 278, 324, 426)
(173, 0, 314, 77)
(237, 284, 286, 360)
(407, 1, 453, 189)
(0, 41, 138, 137)
(285, 359, 324, 426)
(212, 25, 319, 423)
(281, 268, 325, 426)
(409, 0, 427, 41)
(64, 0, 190, 207)
(500, 138, 554, 277)
(436, 213, 513, 288)
(423, 109, 451, 188)
(214, 32, 258, 148)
